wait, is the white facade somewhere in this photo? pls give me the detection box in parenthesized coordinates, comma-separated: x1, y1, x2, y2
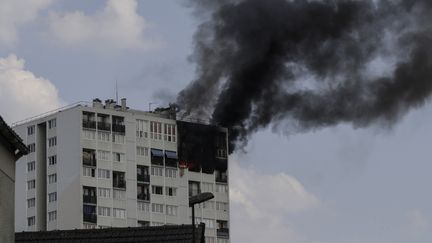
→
(14, 99, 230, 242)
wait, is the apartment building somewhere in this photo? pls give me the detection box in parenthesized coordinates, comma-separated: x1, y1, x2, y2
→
(13, 99, 230, 243)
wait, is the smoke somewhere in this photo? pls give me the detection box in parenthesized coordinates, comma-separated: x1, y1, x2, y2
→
(177, 0, 432, 152)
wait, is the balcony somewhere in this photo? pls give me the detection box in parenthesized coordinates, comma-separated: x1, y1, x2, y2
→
(137, 193, 150, 201)
(83, 213, 97, 224)
(217, 228, 229, 238)
(112, 124, 125, 134)
(83, 195, 97, 204)
(137, 174, 150, 183)
(82, 120, 96, 129)
(215, 171, 228, 183)
(113, 180, 126, 189)
(97, 122, 111, 131)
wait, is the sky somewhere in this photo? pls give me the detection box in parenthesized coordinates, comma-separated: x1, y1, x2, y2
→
(1, 0, 432, 242)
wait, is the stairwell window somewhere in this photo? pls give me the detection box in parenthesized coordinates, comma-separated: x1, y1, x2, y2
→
(48, 192, 57, 203)
(48, 174, 57, 184)
(48, 119, 56, 129)
(113, 208, 126, 219)
(48, 211, 57, 221)
(48, 137, 57, 147)
(48, 155, 57, 166)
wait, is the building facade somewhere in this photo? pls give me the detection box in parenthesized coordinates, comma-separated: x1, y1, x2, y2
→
(0, 116, 28, 243)
(14, 99, 230, 243)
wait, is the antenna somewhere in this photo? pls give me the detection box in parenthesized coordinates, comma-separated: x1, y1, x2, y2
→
(115, 80, 118, 104)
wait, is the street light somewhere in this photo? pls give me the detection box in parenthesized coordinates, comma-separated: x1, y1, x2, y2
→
(189, 192, 214, 243)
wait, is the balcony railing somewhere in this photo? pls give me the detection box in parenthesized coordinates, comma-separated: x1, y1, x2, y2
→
(83, 157, 96, 167)
(113, 180, 126, 189)
(137, 174, 150, 183)
(83, 195, 97, 204)
(112, 124, 125, 134)
(137, 193, 150, 201)
(217, 228, 229, 238)
(83, 213, 97, 223)
(216, 174, 228, 183)
(82, 120, 96, 129)
(97, 122, 111, 131)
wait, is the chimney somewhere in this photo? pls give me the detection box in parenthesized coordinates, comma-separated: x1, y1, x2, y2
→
(121, 98, 127, 111)
(92, 98, 103, 108)
(105, 99, 117, 109)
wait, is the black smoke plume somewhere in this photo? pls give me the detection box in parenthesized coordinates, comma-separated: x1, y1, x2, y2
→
(177, 0, 432, 153)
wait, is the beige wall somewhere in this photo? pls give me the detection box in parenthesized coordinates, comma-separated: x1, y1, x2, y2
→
(0, 142, 16, 243)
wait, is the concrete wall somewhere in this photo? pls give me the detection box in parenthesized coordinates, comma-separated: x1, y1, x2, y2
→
(0, 140, 17, 243)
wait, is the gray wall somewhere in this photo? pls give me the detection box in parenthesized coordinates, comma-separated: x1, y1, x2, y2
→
(0, 140, 16, 243)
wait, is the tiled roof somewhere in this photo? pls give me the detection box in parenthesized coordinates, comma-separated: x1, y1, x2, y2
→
(0, 115, 28, 159)
(15, 224, 205, 243)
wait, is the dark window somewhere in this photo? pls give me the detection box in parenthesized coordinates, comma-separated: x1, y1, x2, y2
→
(164, 151, 178, 168)
(137, 184, 150, 201)
(138, 221, 150, 227)
(82, 149, 96, 167)
(188, 181, 200, 197)
(113, 171, 126, 189)
(137, 165, 149, 182)
(83, 186, 97, 204)
(152, 186, 163, 195)
(217, 220, 229, 238)
(151, 149, 164, 166)
(215, 170, 228, 183)
(83, 205, 97, 223)
(97, 114, 110, 131)
(112, 116, 125, 134)
(82, 112, 96, 129)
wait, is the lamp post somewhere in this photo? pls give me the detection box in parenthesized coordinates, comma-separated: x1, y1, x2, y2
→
(189, 192, 214, 243)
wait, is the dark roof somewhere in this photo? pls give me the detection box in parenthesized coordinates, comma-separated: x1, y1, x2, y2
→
(16, 224, 205, 243)
(0, 116, 28, 159)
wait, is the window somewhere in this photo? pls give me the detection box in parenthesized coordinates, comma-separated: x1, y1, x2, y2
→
(97, 113, 110, 131)
(27, 161, 35, 172)
(48, 137, 57, 147)
(82, 111, 96, 129)
(137, 184, 150, 201)
(151, 166, 163, 176)
(216, 184, 228, 193)
(166, 187, 176, 197)
(136, 119, 148, 138)
(28, 143, 35, 153)
(151, 203, 164, 213)
(150, 121, 162, 140)
(136, 146, 148, 156)
(113, 152, 125, 163)
(48, 192, 57, 203)
(27, 216, 35, 227)
(83, 204, 97, 223)
(216, 202, 229, 211)
(112, 133, 125, 144)
(48, 211, 57, 221)
(98, 188, 111, 198)
(113, 189, 126, 200)
(97, 169, 110, 179)
(83, 130, 96, 140)
(202, 182, 214, 192)
(163, 124, 176, 142)
(83, 167, 95, 177)
(97, 150, 110, 161)
(82, 149, 96, 167)
(189, 181, 200, 197)
(48, 174, 57, 184)
(137, 165, 149, 182)
(48, 155, 57, 166)
(137, 202, 150, 212)
(113, 208, 126, 219)
(165, 168, 177, 178)
(27, 198, 35, 208)
(27, 180, 35, 190)
(48, 119, 56, 129)
(164, 151, 178, 167)
(97, 131, 110, 142)
(166, 205, 177, 216)
(112, 116, 125, 134)
(98, 207, 111, 217)
(27, 126, 35, 135)
(138, 220, 150, 227)
(113, 171, 126, 189)
(151, 186, 163, 195)
(83, 223, 97, 229)
(83, 186, 97, 204)
(150, 149, 163, 165)
(202, 201, 214, 210)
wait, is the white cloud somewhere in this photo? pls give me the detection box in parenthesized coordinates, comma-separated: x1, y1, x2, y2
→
(229, 160, 320, 243)
(0, 0, 52, 46)
(48, 0, 160, 51)
(0, 54, 64, 123)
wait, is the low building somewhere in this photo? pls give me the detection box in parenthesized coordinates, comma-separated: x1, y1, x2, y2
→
(0, 116, 28, 243)
(16, 223, 205, 243)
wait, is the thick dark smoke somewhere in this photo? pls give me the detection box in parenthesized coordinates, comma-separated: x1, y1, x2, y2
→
(177, 0, 432, 152)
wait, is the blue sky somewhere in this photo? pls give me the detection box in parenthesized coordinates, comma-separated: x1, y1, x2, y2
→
(1, 1, 432, 242)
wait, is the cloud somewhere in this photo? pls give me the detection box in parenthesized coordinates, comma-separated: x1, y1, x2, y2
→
(229, 160, 320, 243)
(48, 0, 160, 51)
(0, 54, 64, 123)
(0, 0, 52, 46)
